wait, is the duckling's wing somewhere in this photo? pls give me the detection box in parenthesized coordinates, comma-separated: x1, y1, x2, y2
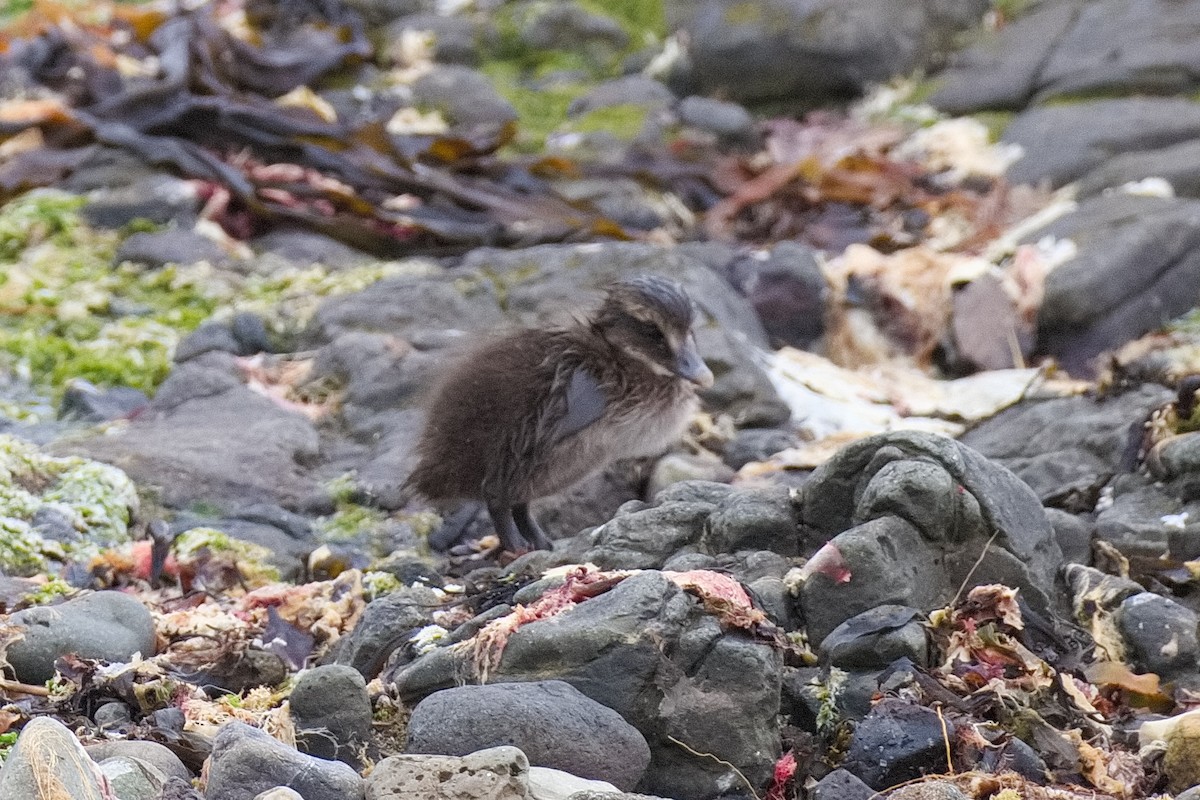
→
(550, 367, 606, 444)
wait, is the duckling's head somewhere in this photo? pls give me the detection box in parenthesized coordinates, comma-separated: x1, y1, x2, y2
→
(592, 275, 715, 388)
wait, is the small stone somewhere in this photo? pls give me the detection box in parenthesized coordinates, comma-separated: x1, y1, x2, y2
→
(254, 789, 305, 800)
(332, 585, 439, 678)
(1118, 592, 1200, 679)
(701, 486, 798, 555)
(365, 746, 528, 800)
(842, 699, 953, 789)
(93, 702, 133, 733)
(97, 755, 167, 800)
(59, 379, 150, 422)
(85, 740, 190, 782)
(6, 591, 156, 684)
(82, 174, 201, 229)
(290, 664, 373, 765)
(0, 717, 108, 799)
(567, 76, 674, 117)
(205, 721, 364, 800)
(887, 782, 971, 800)
(676, 96, 754, 140)
(115, 229, 227, 269)
(174, 322, 242, 363)
(412, 66, 517, 128)
(809, 768, 873, 800)
(406, 681, 651, 790)
(819, 606, 928, 670)
(231, 312, 273, 355)
(722, 427, 798, 470)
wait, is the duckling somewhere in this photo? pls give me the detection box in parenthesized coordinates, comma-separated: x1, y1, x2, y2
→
(408, 275, 715, 553)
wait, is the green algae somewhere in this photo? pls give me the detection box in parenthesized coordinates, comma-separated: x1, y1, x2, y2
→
(172, 526, 281, 584)
(362, 569, 404, 599)
(0, 433, 139, 575)
(566, 102, 649, 139)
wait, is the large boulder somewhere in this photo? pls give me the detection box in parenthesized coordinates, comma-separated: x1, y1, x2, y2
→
(797, 431, 1063, 642)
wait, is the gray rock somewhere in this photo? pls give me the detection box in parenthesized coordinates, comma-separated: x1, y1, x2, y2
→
(568, 76, 675, 117)
(1096, 477, 1196, 559)
(59, 379, 149, 422)
(1118, 592, 1200, 679)
(729, 241, 826, 349)
(205, 721, 364, 800)
(1003, 98, 1200, 188)
(413, 65, 518, 128)
(819, 606, 927, 669)
(59, 356, 322, 512)
(1044, 508, 1093, 566)
(383, 13, 492, 66)
(290, 665, 373, 765)
(1027, 195, 1200, 375)
(928, 0, 1079, 113)
(722, 427, 798, 470)
(809, 768, 873, 800)
(669, 0, 988, 105)
(171, 516, 310, 580)
(798, 431, 1062, 642)
(340, 0, 428, 25)
(365, 746, 528, 800)
(86, 741, 191, 782)
(251, 228, 372, 269)
(254, 790, 304, 800)
(528, 767, 619, 800)
(583, 500, 713, 569)
(0, 717, 108, 800)
(521, 2, 629, 56)
(82, 173, 201, 229)
(406, 681, 651, 790)
(701, 486, 798, 555)
(676, 96, 754, 140)
(1079, 139, 1200, 199)
(98, 755, 167, 800)
(392, 571, 781, 800)
(841, 699, 953, 789)
(175, 322, 243, 363)
(116, 229, 228, 269)
(961, 385, 1171, 507)
(888, 783, 970, 800)
(6, 591, 156, 683)
(333, 585, 439, 678)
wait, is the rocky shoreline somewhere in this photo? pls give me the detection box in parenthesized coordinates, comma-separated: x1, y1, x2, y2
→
(6, 0, 1200, 798)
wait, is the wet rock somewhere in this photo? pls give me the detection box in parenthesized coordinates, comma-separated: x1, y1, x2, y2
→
(841, 699, 953, 789)
(676, 96, 755, 141)
(1096, 477, 1198, 559)
(59, 379, 150, 422)
(82, 173, 201, 228)
(412, 65, 518, 128)
(187, 646, 289, 695)
(798, 431, 1062, 642)
(809, 768, 873, 800)
(0, 717, 108, 799)
(98, 755, 167, 800)
(116, 229, 228, 269)
(394, 571, 782, 800)
(6, 590, 156, 683)
(701, 486, 798, 555)
(86, 741, 191, 782)
(568, 76, 674, 117)
(406, 681, 651, 790)
(961, 385, 1171, 508)
(175, 322, 242, 363)
(1044, 508, 1093, 566)
(61, 355, 322, 512)
(1078, 139, 1200, 199)
(1002, 98, 1200, 188)
(365, 746, 528, 800)
(205, 721, 364, 800)
(290, 665, 373, 765)
(668, 0, 988, 105)
(1118, 592, 1200, 680)
(332, 585, 439, 678)
(1026, 195, 1200, 376)
(729, 241, 827, 348)
(819, 606, 928, 669)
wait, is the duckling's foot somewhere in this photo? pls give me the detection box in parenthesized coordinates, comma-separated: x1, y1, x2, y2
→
(487, 502, 533, 553)
(513, 503, 552, 550)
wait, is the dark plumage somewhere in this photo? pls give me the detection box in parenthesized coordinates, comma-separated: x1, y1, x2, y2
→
(408, 275, 714, 552)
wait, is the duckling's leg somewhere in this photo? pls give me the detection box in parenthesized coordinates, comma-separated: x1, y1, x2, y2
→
(513, 504, 552, 550)
(486, 502, 531, 553)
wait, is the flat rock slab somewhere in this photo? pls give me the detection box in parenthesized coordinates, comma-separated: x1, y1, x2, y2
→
(365, 746, 528, 800)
